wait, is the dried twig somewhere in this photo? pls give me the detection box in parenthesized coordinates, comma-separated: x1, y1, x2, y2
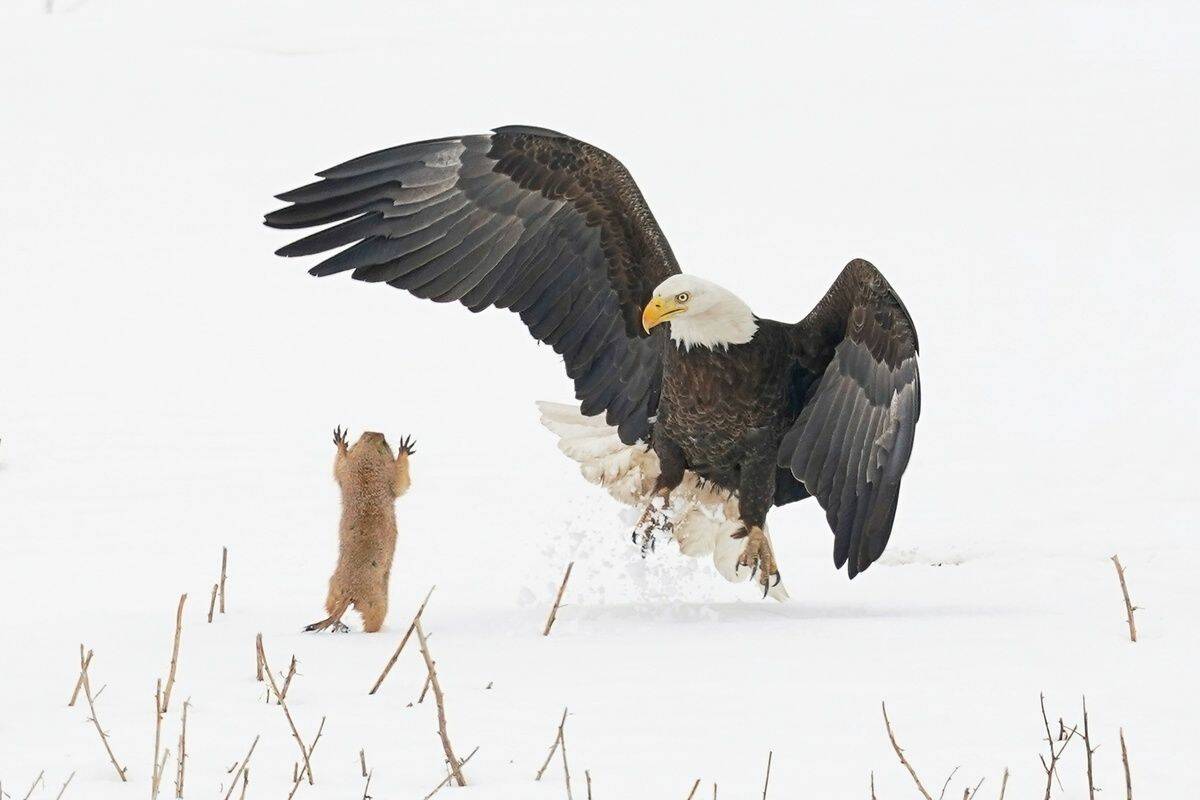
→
(414, 619, 466, 786)
(762, 751, 773, 799)
(965, 777, 985, 799)
(152, 680, 165, 799)
(1119, 728, 1132, 799)
(686, 778, 701, 799)
(1110, 555, 1138, 642)
(284, 717, 326, 800)
(883, 705, 936, 800)
(68, 646, 93, 706)
(259, 636, 315, 784)
(882, 702, 933, 800)
(368, 585, 435, 695)
(560, 712, 574, 800)
(535, 708, 569, 781)
(359, 749, 367, 778)
(236, 768, 248, 800)
(20, 771, 43, 800)
(422, 747, 479, 800)
(161, 594, 187, 713)
(1082, 697, 1097, 799)
(938, 766, 960, 800)
(1038, 694, 1077, 799)
(207, 584, 218, 624)
(79, 653, 128, 781)
(219, 547, 228, 613)
(277, 656, 298, 704)
(222, 736, 259, 800)
(543, 562, 574, 636)
(586, 770, 593, 800)
(255, 634, 264, 682)
(998, 768, 1009, 800)
(53, 771, 75, 800)
(174, 699, 189, 798)
(361, 769, 372, 800)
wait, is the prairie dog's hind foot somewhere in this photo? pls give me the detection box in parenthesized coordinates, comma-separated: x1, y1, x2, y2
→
(303, 615, 351, 633)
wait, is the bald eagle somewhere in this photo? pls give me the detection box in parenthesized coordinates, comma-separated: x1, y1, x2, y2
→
(266, 126, 920, 597)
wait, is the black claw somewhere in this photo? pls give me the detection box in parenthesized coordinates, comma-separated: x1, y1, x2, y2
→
(762, 581, 769, 599)
(750, 562, 758, 580)
(773, 572, 782, 587)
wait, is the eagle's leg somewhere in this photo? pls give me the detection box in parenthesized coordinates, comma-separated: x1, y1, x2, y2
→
(733, 452, 781, 595)
(632, 433, 687, 556)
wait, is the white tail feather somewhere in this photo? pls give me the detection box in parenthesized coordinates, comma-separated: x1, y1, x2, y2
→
(536, 401, 790, 601)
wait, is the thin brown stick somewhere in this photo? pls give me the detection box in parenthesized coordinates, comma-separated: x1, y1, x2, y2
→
(368, 585, 435, 695)
(236, 768, 248, 800)
(422, 747, 479, 800)
(414, 619, 466, 787)
(938, 766, 960, 800)
(259, 636, 315, 784)
(560, 713, 574, 800)
(54, 771, 75, 800)
(285, 716, 327, 800)
(1082, 697, 1096, 800)
(255, 634, 264, 682)
(80, 654, 128, 781)
(222, 736, 259, 800)
(543, 562, 574, 636)
(586, 770, 593, 800)
(361, 769, 372, 800)
(161, 594, 187, 713)
(966, 777, 985, 799)
(761, 751, 772, 799)
(686, 778, 701, 799)
(207, 584, 218, 624)
(219, 546, 228, 614)
(1119, 728, 1132, 799)
(882, 702, 933, 800)
(1038, 694, 1078, 799)
(535, 708, 569, 780)
(418, 669, 433, 704)
(1110, 555, 1138, 642)
(359, 749, 367, 778)
(871, 771, 877, 800)
(998, 768, 1009, 800)
(277, 656, 298, 704)
(152, 680, 164, 799)
(68, 646, 93, 706)
(175, 699, 189, 798)
(20, 771, 43, 800)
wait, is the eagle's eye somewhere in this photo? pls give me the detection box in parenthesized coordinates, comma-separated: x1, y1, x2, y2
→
(675, 292, 690, 303)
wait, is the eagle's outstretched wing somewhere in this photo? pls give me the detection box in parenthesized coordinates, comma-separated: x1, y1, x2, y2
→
(779, 259, 921, 578)
(265, 126, 680, 444)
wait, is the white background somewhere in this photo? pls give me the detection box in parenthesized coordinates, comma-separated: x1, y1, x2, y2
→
(1, 1, 1197, 797)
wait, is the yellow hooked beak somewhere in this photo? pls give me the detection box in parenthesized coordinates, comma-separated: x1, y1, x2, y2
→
(642, 296, 686, 333)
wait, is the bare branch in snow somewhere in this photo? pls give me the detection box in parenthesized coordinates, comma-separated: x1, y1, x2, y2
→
(882, 702, 933, 800)
(369, 585, 435, 695)
(221, 736, 258, 800)
(160, 594, 187, 713)
(415, 619, 466, 787)
(543, 562, 574, 636)
(1110, 555, 1138, 642)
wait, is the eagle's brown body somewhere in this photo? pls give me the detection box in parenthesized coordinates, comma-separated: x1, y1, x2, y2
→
(655, 320, 814, 532)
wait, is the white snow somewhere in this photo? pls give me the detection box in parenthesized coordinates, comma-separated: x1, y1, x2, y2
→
(1, 1, 1197, 798)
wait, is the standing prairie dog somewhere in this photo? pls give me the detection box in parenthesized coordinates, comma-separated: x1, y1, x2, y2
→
(305, 427, 415, 633)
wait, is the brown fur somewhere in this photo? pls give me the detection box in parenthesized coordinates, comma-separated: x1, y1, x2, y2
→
(308, 429, 412, 633)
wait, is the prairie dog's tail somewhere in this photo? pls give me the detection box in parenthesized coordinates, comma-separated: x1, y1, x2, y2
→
(537, 401, 789, 601)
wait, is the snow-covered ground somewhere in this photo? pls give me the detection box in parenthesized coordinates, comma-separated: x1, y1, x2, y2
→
(2, 1, 1197, 797)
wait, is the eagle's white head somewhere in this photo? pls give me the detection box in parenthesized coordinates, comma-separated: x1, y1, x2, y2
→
(641, 275, 758, 351)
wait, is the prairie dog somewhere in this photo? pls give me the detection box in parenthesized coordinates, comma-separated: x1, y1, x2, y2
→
(305, 427, 415, 633)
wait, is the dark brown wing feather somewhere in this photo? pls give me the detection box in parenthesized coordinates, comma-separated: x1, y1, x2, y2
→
(779, 259, 921, 578)
(265, 126, 681, 443)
